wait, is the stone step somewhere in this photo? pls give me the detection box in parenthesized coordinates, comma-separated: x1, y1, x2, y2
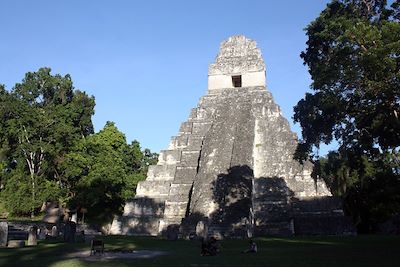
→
(254, 221, 293, 236)
(195, 107, 214, 120)
(158, 218, 182, 232)
(294, 215, 355, 235)
(168, 183, 192, 197)
(174, 166, 197, 183)
(169, 135, 189, 149)
(188, 108, 197, 119)
(186, 136, 204, 150)
(160, 218, 182, 226)
(123, 197, 166, 217)
(180, 150, 201, 167)
(179, 122, 193, 134)
(254, 203, 292, 222)
(136, 181, 171, 197)
(158, 150, 182, 165)
(198, 95, 219, 107)
(147, 165, 176, 180)
(168, 194, 192, 202)
(164, 201, 189, 218)
(191, 122, 212, 135)
(292, 197, 343, 213)
(120, 216, 160, 236)
(169, 134, 205, 150)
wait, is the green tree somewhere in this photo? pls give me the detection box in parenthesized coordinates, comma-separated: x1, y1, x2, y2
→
(0, 68, 95, 216)
(294, 0, 400, 231)
(62, 122, 152, 224)
(123, 140, 148, 200)
(313, 151, 378, 196)
(142, 148, 158, 172)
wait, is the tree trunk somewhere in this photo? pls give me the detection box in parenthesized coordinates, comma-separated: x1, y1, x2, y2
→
(25, 152, 36, 218)
(30, 172, 36, 218)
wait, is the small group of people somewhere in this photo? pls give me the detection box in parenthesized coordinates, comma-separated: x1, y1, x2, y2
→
(200, 237, 257, 256)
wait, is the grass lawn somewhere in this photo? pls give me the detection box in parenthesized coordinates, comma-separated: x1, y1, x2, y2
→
(0, 235, 399, 267)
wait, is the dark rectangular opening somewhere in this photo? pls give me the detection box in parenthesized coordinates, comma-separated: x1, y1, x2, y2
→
(232, 75, 242, 87)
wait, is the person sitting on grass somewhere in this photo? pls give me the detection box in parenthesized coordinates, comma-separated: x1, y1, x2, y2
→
(242, 239, 257, 253)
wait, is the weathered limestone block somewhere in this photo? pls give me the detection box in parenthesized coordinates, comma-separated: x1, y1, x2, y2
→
(123, 198, 165, 217)
(169, 135, 189, 149)
(292, 197, 356, 235)
(164, 201, 188, 218)
(0, 222, 7, 247)
(180, 150, 200, 167)
(147, 165, 176, 180)
(188, 108, 197, 119)
(158, 150, 182, 165)
(110, 216, 123, 235)
(198, 95, 218, 107)
(168, 183, 192, 195)
(186, 136, 204, 150)
(195, 107, 214, 120)
(122, 216, 160, 236)
(179, 122, 193, 134)
(136, 181, 171, 197)
(27, 225, 38, 246)
(158, 218, 181, 233)
(174, 166, 197, 183)
(191, 122, 212, 135)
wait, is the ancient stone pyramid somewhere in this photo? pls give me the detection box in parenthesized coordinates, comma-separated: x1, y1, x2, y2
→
(111, 35, 354, 237)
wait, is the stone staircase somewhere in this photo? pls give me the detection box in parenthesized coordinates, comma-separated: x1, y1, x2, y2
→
(113, 101, 216, 235)
(292, 197, 356, 235)
(253, 177, 294, 236)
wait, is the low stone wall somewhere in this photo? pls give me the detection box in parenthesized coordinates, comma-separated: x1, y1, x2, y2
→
(292, 197, 356, 236)
(1, 220, 102, 242)
(5, 221, 55, 233)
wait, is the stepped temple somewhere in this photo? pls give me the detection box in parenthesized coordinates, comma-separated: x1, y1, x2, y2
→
(111, 35, 354, 237)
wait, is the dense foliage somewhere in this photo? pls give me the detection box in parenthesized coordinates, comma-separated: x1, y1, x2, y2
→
(295, 0, 400, 232)
(0, 68, 157, 223)
(62, 122, 156, 223)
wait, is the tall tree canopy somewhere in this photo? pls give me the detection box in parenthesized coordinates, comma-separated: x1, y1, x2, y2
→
(294, 0, 400, 232)
(0, 68, 157, 223)
(62, 122, 141, 223)
(0, 68, 95, 216)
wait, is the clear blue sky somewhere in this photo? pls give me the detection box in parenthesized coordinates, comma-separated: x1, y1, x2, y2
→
(0, 0, 332, 154)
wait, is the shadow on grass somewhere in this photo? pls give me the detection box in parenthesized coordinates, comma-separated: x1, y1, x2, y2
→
(0, 236, 196, 267)
(0, 240, 88, 267)
(1, 236, 400, 267)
